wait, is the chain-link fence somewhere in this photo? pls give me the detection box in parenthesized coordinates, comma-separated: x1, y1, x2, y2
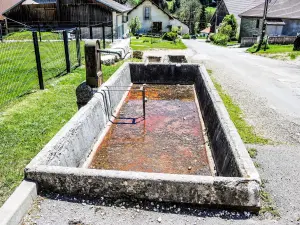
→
(0, 27, 82, 109)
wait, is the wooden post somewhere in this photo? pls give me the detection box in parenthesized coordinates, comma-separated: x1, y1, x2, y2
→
(63, 30, 71, 73)
(32, 32, 44, 90)
(85, 40, 103, 87)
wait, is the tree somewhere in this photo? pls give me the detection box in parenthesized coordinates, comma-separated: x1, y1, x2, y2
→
(129, 17, 141, 35)
(177, 0, 201, 34)
(175, 0, 180, 8)
(221, 14, 237, 40)
(199, 6, 207, 32)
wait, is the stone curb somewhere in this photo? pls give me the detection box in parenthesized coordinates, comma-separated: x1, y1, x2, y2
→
(0, 181, 37, 225)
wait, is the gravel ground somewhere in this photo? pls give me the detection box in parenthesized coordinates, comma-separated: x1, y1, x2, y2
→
(23, 144, 300, 225)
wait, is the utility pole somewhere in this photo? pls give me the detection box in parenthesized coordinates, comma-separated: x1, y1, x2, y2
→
(256, 0, 270, 52)
(215, 0, 218, 33)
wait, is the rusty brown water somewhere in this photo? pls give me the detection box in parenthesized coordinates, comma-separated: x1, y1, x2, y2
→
(90, 85, 211, 176)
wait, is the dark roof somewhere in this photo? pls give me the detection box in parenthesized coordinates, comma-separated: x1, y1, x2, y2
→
(96, 0, 131, 13)
(222, 0, 265, 20)
(239, 0, 300, 19)
(128, 0, 173, 19)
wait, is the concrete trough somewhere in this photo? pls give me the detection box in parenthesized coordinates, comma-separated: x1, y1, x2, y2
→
(24, 63, 261, 211)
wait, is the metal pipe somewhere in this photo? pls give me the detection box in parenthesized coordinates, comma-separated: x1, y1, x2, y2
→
(142, 84, 146, 119)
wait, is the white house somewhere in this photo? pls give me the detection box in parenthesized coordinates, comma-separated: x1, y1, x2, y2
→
(128, 0, 189, 34)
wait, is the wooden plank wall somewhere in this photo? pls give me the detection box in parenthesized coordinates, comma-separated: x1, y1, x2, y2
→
(5, 0, 113, 28)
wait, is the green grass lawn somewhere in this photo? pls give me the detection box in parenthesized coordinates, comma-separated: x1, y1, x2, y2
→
(0, 58, 141, 207)
(5, 31, 62, 40)
(0, 40, 82, 108)
(247, 44, 300, 60)
(130, 37, 187, 50)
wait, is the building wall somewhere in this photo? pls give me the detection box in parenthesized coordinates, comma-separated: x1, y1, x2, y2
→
(282, 19, 300, 36)
(211, 0, 228, 33)
(5, 0, 113, 27)
(240, 17, 300, 39)
(239, 17, 263, 39)
(170, 18, 189, 34)
(128, 0, 171, 33)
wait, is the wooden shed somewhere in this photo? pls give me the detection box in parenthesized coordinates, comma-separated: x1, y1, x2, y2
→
(3, 0, 131, 28)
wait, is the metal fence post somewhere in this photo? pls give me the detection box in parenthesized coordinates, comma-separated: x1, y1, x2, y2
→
(78, 20, 82, 40)
(63, 30, 71, 73)
(38, 22, 42, 42)
(0, 24, 3, 42)
(111, 24, 114, 43)
(89, 25, 93, 39)
(32, 31, 44, 90)
(102, 24, 106, 49)
(76, 28, 81, 66)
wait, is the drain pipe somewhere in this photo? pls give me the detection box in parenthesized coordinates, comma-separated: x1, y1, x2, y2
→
(97, 49, 122, 59)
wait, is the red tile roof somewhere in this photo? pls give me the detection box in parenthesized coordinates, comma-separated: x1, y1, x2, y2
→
(201, 27, 211, 34)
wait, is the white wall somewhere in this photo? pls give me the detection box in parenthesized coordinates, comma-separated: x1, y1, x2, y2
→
(128, 0, 172, 33)
(170, 19, 190, 34)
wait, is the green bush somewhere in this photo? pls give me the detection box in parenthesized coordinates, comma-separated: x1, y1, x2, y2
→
(182, 34, 191, 39)
(212, 33, 229, 46)
(162, 31, 177, 41)
(209, 33, 215, 41)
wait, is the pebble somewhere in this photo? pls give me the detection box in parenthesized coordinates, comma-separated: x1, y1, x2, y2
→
(157, 217, 162, 223)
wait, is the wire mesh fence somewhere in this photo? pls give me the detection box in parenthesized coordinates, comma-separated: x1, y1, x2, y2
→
(0, 27, 82, 109)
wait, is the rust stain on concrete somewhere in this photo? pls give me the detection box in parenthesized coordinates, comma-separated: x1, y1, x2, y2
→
(90, 85, 211, 176)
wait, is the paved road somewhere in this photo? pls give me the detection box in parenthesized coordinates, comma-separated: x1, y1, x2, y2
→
(183, 39, 300, 145)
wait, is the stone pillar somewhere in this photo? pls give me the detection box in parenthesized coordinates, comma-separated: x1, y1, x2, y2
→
(76, 40, 103, 109)
(85, 40, 103, 87)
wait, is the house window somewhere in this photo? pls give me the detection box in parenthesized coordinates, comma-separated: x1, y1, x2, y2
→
(144, 7, 151, 20)
(256, 19, 260, 29)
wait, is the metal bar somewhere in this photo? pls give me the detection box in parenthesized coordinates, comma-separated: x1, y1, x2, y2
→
(75, 28, 81, 66)
(102, 24, 106, 49)
(32, 32, 44, 90)
(63, 30, 71, 73)
(38, 22, 42, 42)
(89, 25, 93, 39)
(78, 20, 82, 40)
(0, 24, 3, 42)
(142, 85, 146, 118)
(111, 25, 114, 43)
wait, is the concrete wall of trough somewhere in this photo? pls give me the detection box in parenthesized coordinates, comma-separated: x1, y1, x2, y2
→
(23, 63, 261, 211)
(26, 63, 131, 168)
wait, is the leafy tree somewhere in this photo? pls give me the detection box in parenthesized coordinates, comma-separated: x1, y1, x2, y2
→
(176, 0, 201, 34)
(219, 24, 232, 37)
(129, 17, 141, 35)
(221, 14, 237, 40)
(199, 6, 207, 31)
(175, 0, 180, 8)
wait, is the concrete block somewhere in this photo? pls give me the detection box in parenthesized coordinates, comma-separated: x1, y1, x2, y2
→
(0, 181, 37, 225)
